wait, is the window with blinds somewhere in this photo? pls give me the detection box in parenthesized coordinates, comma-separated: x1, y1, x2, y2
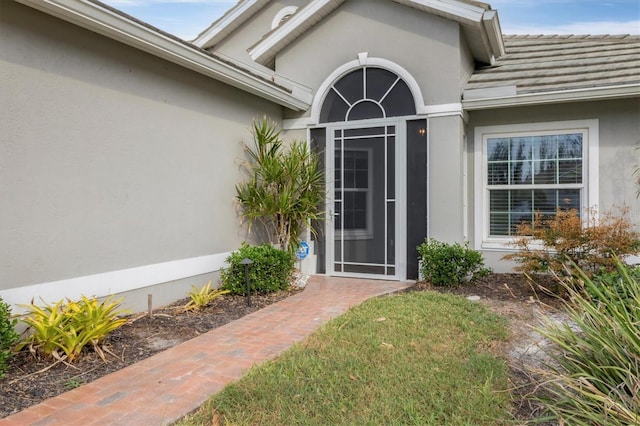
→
(486, 133, 584, 236)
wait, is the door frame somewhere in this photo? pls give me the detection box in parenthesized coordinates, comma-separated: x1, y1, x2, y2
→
(325, 117, 407, 281)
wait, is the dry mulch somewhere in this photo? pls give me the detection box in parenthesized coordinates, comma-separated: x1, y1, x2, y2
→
(0, 289, 299, 419)
(1, 273, 565, 421)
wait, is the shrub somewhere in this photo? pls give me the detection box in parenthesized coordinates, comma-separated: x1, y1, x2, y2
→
(18, 295, 128, 362)
(417, 238, 491, 286)
(184, 281, 230, 312)
(0, 297, 19, 379)
(221, 244, 294, 295)
(504, 206, 640, 278)
(589, 264, 640, 314)
(535, 259, 640, 425)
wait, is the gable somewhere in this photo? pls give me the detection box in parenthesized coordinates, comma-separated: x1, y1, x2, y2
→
(199, 0, 504, 67)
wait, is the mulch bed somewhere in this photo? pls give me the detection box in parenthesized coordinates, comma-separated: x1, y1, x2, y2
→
(1, 273, 565, 419)
(0, 289, 299, 418)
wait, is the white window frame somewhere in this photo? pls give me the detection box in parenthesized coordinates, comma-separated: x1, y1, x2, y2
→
(335, 147, 374, 240)
(474, 119, 599, 251)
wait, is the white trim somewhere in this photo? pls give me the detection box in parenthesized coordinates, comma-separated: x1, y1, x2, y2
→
(311, 56, 426, 125)
(249, 0, 343, 65)
(463, 84, 640, 110)
(0, 253, 231, 312)
(271, 6, 298, 30)
(192, 0, 268, 48)
(327, 119, 406, 280)
(15, 0, 310, 111)
(283, 103, 465, 130)
(473, 119, 600, 251)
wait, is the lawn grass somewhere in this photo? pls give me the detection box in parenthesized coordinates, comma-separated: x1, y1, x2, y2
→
(177, 292, 512, 425)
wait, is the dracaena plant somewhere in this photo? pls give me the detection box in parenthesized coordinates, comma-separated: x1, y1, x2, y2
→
(235, 117, 324, 253)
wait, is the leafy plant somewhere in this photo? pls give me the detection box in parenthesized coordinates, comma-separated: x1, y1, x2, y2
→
(235, 117, 325, 253)
(0, 297, 19, 379)
(184, 281, 230, 312)
(534, 259, 640, 425)
(18, 295, 128, 362)
(504, 206, 640, 278)
(417, 238, 491, 286)
(221, 244, 294, 295)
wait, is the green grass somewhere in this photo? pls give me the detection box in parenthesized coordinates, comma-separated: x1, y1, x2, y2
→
(178, 292, 512, 425)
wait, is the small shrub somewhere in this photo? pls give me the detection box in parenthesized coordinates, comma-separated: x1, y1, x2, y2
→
(504, 206, 640, 278)
(18, 295, 128, 362)
(417, 238, 491, 286)
(535, 259, 640, 425)
(184, 281, 230, 312)
(0, 297, 19, 379)
(221, 244, 294, 295)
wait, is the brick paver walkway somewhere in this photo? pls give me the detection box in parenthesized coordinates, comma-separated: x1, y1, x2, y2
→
(1, 276, 412, 426)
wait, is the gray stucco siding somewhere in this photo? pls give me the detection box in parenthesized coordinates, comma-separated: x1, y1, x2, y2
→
(276, 0, 465, 117)
(1, 2, 281, 300)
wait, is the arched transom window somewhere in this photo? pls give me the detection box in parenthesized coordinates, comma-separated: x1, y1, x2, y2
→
(320, 67, 416, 123)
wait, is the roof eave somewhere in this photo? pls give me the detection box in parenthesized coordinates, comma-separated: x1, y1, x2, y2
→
(192, 0, 269, 49)
(462, 84, 640, 110)
(249, 0, 505, 66)
(14, 0, 311, 111)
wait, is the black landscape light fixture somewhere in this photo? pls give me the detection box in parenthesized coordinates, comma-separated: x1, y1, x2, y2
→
(240, 258, 254, 307)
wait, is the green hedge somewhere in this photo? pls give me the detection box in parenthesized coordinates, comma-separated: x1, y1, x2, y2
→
(221, 244, 294, 295)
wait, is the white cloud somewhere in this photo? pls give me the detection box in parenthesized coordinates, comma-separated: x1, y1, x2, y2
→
(502, 20, 640, 35)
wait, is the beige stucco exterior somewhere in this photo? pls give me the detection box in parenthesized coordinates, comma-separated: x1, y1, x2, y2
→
(1, 0, 638, 309)
(1, 2, 283, 311)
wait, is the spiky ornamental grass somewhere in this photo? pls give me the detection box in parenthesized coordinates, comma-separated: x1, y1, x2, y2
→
(535, 260, 640, 426)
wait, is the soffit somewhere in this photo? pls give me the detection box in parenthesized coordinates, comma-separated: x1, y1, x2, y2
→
(246, 0, 503, 66)
(464, 35, 640, 97)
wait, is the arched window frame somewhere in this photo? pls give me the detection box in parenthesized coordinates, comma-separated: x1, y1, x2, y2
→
(310, 55, 425, 125)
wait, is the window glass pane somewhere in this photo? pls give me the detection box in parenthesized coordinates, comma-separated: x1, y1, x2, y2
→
(533, 135, 557, 160)
(488, 139, 509, 162)
(381, 80, 416, 117)
(510, 137, 532, 161)
(320, 88, 349, 123)
(510, 161, 532, 185)
(488, 162, 508, 185)
(490, 213, 509, 236)
(558, 134, 582, 159)
(387, 136, 395, 198)
(347, 101, 384, 121)
(366, 68, 398, 101)
(334, 69, 364, 104)
(533, 159, 557, 184)
(558, 160, 582, 184)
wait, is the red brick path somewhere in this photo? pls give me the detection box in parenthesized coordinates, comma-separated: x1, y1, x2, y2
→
(1, 276, 411, 426)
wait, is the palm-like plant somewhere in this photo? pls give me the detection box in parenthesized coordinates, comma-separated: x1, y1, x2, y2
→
(236, 117, 324, 253)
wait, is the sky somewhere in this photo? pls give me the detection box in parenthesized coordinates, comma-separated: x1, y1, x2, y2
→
(102, 0, 640, 41)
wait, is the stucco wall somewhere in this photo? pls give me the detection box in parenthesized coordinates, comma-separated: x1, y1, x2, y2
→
(276, 0, 464, 118)
(467, 98, 640, 271)
(0, 2, 282, 309)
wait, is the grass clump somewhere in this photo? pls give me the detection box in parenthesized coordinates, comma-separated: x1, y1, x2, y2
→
(178, 292, 512, 425)
(535, 260, 640, 425)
